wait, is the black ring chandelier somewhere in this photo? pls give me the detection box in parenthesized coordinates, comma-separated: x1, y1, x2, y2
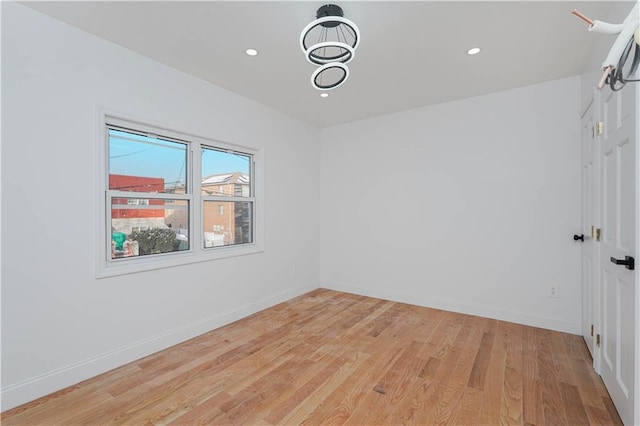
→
(300, 4, 360, 91)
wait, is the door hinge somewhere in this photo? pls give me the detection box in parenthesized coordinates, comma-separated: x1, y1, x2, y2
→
(590, 324, 594, 337)
(591, 225, 594, 238)
(596, 228, 601, 241)
(595, 122, 604, 136)
(596, 334, 601, 347)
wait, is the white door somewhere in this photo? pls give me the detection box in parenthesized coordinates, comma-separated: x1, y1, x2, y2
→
(581, 103, 596, 357)
(598, 87, 636, 426)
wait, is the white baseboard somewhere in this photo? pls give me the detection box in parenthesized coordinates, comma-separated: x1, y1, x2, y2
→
(321, 281, 582, 335)
(0, 282, 317, 412)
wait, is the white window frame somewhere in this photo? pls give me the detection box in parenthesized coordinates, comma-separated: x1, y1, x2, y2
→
(96, 111, 264, 278)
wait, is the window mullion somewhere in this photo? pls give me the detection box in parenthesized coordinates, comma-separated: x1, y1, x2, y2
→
(191, 142, 202, 252)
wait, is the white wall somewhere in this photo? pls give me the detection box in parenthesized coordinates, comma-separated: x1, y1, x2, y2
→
(1, 3, 320, 410)
(319, 76, 582, 334)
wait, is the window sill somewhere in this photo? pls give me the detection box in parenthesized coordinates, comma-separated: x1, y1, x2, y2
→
(96, 243, 264, 278)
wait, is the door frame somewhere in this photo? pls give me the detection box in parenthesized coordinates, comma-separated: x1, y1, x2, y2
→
(634, 82, 640, 426)
(580, 90, 602, 374)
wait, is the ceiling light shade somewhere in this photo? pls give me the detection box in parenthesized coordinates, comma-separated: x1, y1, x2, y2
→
(311, 62, 349, 90)
(301, 4, 360, 92)
(466, 47, 481, 55)
(305, 41, 355, 65)
(300, 5, 360, 65)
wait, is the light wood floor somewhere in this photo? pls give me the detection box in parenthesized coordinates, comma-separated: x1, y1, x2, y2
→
(2, 289, 622, 425)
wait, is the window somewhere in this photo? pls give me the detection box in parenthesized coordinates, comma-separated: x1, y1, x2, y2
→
(99, 114, 262, 276)
(202, 147, 253, 248)
(108, 127, 190, 260)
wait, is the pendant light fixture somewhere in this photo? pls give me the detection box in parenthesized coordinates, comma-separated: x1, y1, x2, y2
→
(300, 4, 360, 91)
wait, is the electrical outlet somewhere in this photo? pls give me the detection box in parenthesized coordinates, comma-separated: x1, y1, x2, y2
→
(549, 284, 559, 298)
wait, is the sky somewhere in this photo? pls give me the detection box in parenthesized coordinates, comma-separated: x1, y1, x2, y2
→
(109, 129, 250, 189)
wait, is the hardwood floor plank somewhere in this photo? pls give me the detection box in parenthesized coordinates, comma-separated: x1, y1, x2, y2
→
(109, 325, 334, 423)
(310, 308, 450, 425)
(372, 339, 424, 404)
(418, 356, 441, 381)
(214, 322, 373, 425)
(549, 330, 578, 386)
(262, 352, 366, 425)
(431, 312, 467, 359)
(601, 395, 624, 426)
(279, 352, 368, 425)
(411, 347, 463, 425)
(522, 326, 544, 426)
(411, 310, 458, 361)
(409, 315, 482, 425)
(1, 289, 623, 426)
(564, 333, 593, 361)
(501, 322, 524, 425)
(166, 390, 232, 425)
(347, 339, 425, 425)
(337, 348, 411, 425)
(6, 387, 115, 426)
(66, 384, 155, 425)
(571, 357, 608, 410)
(559, 382, 589, 425)
(211, 354, 321, 424)
(535, 327, 569, 425)
(478, 321, 507, 425)
(296, 336, 408, 425)
(431, 316, 488, 425)
(452, 386, 483, 425)
(339, 298, 388, 331)
(467, 322, 496, 390)
(584, 404, 617, 425)
(263, 299, 405, 425)
(342, 312, 458, 425)
(0, 362, 140, 424)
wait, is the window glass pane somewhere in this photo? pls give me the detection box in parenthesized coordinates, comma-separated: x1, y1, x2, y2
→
(203, 201, 252, 248)
(109, 129, 188, 193)
(111, 198, 189, 258)
(201, 147, 251, 198)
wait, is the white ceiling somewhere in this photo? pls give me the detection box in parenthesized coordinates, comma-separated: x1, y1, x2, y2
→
(23, 1, 616, 128)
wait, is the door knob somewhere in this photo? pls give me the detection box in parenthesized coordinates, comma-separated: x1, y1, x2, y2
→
(610, 256, 635, 270)
(573, 234, 584, 242)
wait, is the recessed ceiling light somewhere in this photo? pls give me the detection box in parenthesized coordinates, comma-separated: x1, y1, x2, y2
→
(466, 47, 481, 56)
(320, 93, 329, 98)
(245, 48, 258, 56)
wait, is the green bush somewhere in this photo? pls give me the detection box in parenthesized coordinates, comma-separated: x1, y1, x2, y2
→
(130, 228, 177, 255)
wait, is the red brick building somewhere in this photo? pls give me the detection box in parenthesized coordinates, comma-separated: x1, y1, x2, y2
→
(110, 174, 166, 233)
